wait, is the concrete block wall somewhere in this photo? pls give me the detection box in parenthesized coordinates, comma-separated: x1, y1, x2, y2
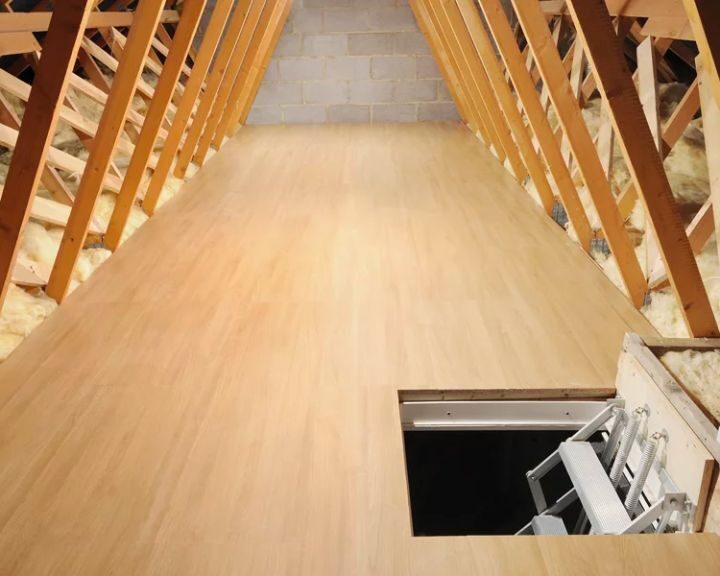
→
(247, 0, 460, 124)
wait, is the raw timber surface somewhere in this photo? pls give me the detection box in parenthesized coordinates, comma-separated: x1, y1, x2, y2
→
(0, 123, 717, 574)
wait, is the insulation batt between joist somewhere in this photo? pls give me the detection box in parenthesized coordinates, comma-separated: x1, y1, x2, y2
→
(661, 349, 720, 423)
(514, 83, 716, 339)
(0, 58, 192, 362)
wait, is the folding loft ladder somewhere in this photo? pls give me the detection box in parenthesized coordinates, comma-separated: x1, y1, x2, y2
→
(517, 402, 692, 535)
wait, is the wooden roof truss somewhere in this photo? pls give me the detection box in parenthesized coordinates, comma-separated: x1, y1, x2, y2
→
(411, 0, 720, 338)
(0, 0, 718, 342)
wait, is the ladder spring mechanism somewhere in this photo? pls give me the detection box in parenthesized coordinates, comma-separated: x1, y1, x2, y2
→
(600, 407, 628, 468)
(625, 431, 665, 516)
(609, 408, 645, 487)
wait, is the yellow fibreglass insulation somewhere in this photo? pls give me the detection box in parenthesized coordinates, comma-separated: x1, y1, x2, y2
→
(0, 65, 191, 362)
(519, 83, 717, 338)
(661, 349, 720, 423)
(0, 284, 57, 362)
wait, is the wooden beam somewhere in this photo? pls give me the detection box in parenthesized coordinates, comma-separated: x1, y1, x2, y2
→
(12, 261, 47, 288)
(0, 30, 40, 56)
(477, 0, 593, 252)
(0, 90, 75, 206)
(636, 36, 662, 283)
(194, 0, 295, 166)
(543, 0, 687, 19)
(109, 27, 187, 105)
(596, 104, 614, 178)
(0, 186, 103, 235)
(46, 1, 166, 303)
(681, 0, 720, 107)
(423, 0, 525, 179)
(512, 0, 647, 307)
(430, 0, 518, 168)
(232, 0, 294, 129)
(637, 38, 662, 152)
(174, 0, 260, 178)
(699, 57, 720, 304)
(641, 16, 694, 41)
(0, 0, 93, 311)
(581, 16, 633, 103)
(566, 0, 718, 338)
(142, 0, 236, 216)
(0, 68, 137, 159)
(105, 0, 207, 250)
(564, 38, 586, 168)
(410, 0, 485, 140)
(0, 123, 123, 192)
(67, 72, 158, 136)
(617, 79, 701, 219)
(453, 0, 554, 214)
(0, 10, 178, 33)
(649, 199, 714, 291)
(408, 0, 473, 130)
(76, 45, 113, 93)
(81, 37, 178, 116)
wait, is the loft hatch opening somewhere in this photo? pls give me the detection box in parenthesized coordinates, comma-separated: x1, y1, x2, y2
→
(400, 399, 696, 537)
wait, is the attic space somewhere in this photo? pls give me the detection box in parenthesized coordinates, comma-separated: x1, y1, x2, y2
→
(0, 1, 719, 574)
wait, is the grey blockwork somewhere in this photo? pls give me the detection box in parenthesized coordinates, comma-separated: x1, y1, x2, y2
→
(242, 0, 460, 125)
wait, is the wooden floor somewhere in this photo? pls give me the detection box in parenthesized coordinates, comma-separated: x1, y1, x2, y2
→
(0, 124, 717, 574)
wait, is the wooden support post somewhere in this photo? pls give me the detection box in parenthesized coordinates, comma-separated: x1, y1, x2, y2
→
(637, 36, 662, 280)
(193, 0, 282, 166)
(682, 0, 720, 107)
(637, 38, 661, 152)
(46, 1, 166, 303)
(617, 79, 701, 220)
(699, 58, 720, 301)
(596, 104, 614, 178)
(453, 0, 554, 214)
(142, 0, 236, 216)
(563, 39, 585, 169)
(566, 0, 718, 337)
(105, 0, 207, 250)
(512, 0, 647, 308)
(174, 0, 260, 178)
(477, 0, 593, 252)
(0, 0, 93, 311)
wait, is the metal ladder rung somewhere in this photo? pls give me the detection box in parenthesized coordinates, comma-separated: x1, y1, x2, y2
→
(531, 515, 567, 535)
(559, 441, 631, 534)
